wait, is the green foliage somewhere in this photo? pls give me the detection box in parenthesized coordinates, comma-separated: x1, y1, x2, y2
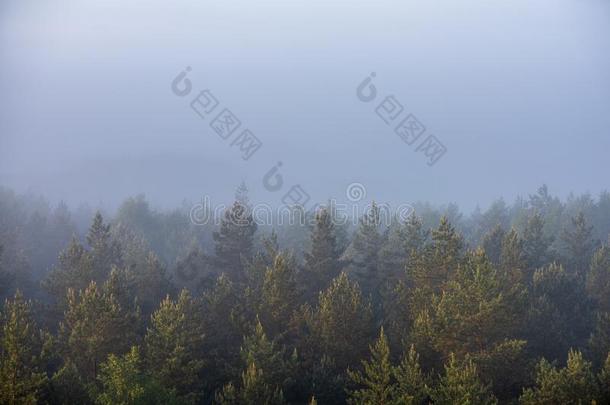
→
(408, 216, 463, 294)
(303, 208, 341, 299)
(59, 272, 140, 383)
(96, 346, 179, 405)
(309, 272, 374, 372)
(499, 228, 527, 283)
(432, 354, 497, 405)
(527, 263, 593, 361)
(347, 327, 395, 404)
(216, 362, 286, 405)
(44, 237, 94, 305)
(144, 289, 205, 401)
(351, 202, 385, 304)
(586, 245, 610, 312)
(258, 253, 299, 338)
(414, 250, 526, 365)
(201, 274, 249, 393)
(0, 291, 48, 405)
(87, 212, 123, 282)
(213, 201, 257, 282)
(520, 349, 599, 404)
(561, 212, 595, 275)
(4, 186, 610, 403)
(521, 213, 553, 271)
(481, 224, 505, 266)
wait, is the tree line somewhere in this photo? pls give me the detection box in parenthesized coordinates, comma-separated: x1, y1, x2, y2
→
(2, 184, 610, 404)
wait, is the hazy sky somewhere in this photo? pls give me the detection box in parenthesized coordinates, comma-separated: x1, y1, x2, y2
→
(1, 0, 609, 211)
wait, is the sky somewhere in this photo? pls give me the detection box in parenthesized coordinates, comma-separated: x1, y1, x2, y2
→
(1, 0, 609, 212)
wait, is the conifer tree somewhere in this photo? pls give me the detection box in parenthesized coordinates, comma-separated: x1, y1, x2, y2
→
(520, 349, 599, 404)
(259, 253, 299, 338)
(393, 344, 429, 404)
(409, 216, 463, 294)
(87, 211, 123, 282)
(481, 224, 505, 266)
(235, 181, 251, 209)
(240, 318, 296, 396)
(499, 228, 527, 283)
(347, 327, 396, 405)
(216, 362, 286, 405)
(403, 214, 429, 258)
(598, 353, 610, 404)
(432, 354, 497, 405)
(561, 211, 595, 275)
(0, 245, 16, 302)
(527, 263, 593, 361)
(0, 291, 48, 405)
(144, 289, 205, 401)
(201, 274, 249, 393)
(351, 202, 385, 303)
(48, 361, 90, 404)
(44, 237, 94, 305)
(59, 273, 140, 382)
(310, 272, 374, 373)
(425, 249, 525, 359)
(303, 208, 341, 300)
(586, 245, 610, 312)
(132, 252, 174, 317)
(97, 346, 180, 405)
(212, 201, 257, 282)
(521, 212, 553, 271)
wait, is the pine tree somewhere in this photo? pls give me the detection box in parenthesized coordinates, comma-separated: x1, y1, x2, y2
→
(132, 252, 175, 317)
(404, 214, 429, 257)
(144, 289, 205, 401)
(521, 212, 553, 271)
(213, 201, 257, 282)
(303, 208, 341, 300)
(310, 272, 374, 373)
(409, 216, 463, 294)
(59, 274, 140, 383)
(588, 312, 610, 369)
(393, 344, 429, 404)
(520, 349, 599, 404)
(201, 274, 249, 393)
(48, 361, 90, 404)
(0, 291, 48, 405)
(240, 318, 296, 396)
(527, 263, 593, 362)
(97, 346, 180, 405)
(427, 249, 525, 359)
(87, 211, 123, 282)
(432, 354, 497, 405)
(235, 181, 251, 209)
(216, 362, 286, 405)
(259, 253, 299, 338)
(481, 224, 505, 266)
(0, 245, 15, 302)
(561, 211, 595, 275)
(44, 237, 94, 305)
(499, 228, 527, 283)
(587, 245, 610, 311)
(351, 202, 385, 304)
(599, 353, 610, 404)
(347, 327, 396, 405)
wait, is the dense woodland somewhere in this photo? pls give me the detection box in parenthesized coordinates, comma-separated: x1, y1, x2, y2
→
(3, 183, 610, 404)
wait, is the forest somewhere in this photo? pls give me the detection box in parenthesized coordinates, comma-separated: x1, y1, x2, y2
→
(2, 183, 610, 404)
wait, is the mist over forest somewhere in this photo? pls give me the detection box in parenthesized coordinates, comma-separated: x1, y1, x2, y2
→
(2, 0, 610, 404)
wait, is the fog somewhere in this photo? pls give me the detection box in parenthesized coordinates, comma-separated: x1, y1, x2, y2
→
(1, 0, 609, 211)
